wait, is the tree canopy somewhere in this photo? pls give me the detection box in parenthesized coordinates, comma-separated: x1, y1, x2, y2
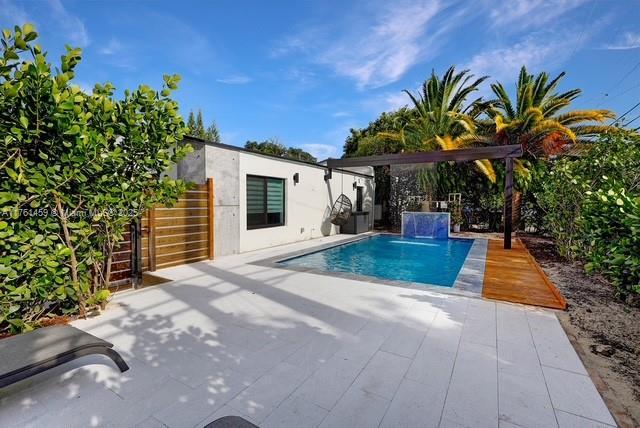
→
(245, 138, 317, 163)
(187, 109, 220, 143)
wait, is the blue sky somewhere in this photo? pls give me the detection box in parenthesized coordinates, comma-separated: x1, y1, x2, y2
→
(2, 0, 639, 159)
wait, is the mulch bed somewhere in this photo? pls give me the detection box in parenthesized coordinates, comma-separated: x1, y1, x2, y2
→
(0, 315, 71, 340)
(521, 234, 640, 427)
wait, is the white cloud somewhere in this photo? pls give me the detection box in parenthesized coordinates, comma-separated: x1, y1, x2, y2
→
(317, 1, 443, 89)
(216, 75, 252, 85)
(488, 0, 588, 30)
(360, 90, 410, 115)
(100, 38, 122, 55)
(331, 111, 351, 118)
(48, 0, 89, 47)
(602, 31, 640, 50)
(0, 0, 30, 26)
(463, 29, 589, 90)
(385, 92, 410, 110)
(272, 0, 470, 89)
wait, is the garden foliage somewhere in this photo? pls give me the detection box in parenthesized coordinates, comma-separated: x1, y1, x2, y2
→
(0, 25, 191, 333)
(538, 132, 640, 294)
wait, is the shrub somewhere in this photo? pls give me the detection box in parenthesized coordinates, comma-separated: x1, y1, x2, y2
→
(538, 131, 640, 295)
(581, 186, 640, 295)
(0, 24, 191, 334)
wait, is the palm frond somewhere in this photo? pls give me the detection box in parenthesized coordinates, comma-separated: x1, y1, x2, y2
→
(541, 97, 571, 117)
(376, 131, 405, 142)
(490, 83, 515, 119)
(531, 72, 549, 105)
(455, 133, 494, 147)
(530, 120, 576, 143)
(554, 109, 615, 125)
(570, 124, 619, 136)
(543, 71, 566, 96)
(555, 88, 581, 102)
(521, 107, 543, 130)
(435, 135, 457, 150)
(474, 159, 496, 183)
(513, 158, 531, 180)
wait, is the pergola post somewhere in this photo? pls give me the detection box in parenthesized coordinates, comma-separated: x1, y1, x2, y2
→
(504, 157, 513, 249)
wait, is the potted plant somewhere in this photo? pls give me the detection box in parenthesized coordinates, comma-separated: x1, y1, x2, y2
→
(449, 200, 463, 233)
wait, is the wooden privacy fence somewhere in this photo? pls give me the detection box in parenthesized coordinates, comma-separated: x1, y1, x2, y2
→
(108, 178, 215, 289)
(142, 178, 215, 272)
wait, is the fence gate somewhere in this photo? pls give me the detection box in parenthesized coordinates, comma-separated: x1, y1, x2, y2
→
(141, 178, 214, 273)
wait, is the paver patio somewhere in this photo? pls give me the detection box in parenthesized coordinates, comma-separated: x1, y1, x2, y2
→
(0, 235, 617, 427)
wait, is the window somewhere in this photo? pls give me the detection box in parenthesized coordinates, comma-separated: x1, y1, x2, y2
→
(247, 175, 285, 229)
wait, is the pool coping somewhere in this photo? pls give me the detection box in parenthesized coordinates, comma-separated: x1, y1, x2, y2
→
(251, 232, 488, 298)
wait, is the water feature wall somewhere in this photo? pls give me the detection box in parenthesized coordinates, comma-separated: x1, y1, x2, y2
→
(401, 212, 450, 239)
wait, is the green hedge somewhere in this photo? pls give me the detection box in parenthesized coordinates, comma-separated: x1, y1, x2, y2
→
(0, 25, 191, 334)
(582, 186, 640, 295)
(538, 132, 640, 295)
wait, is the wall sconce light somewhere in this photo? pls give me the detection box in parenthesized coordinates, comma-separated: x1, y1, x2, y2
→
(293, 173, 299, 184)
(324, 169, 332, 181)
(353, 181, 357, 189)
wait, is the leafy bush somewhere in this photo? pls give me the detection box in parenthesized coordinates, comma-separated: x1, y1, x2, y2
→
(581, 186, 640, 295)
(538, 132, 640, 294)
(0, 25, 191, 334)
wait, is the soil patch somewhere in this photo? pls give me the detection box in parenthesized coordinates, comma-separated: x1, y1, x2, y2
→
(521, 234, 640, 427)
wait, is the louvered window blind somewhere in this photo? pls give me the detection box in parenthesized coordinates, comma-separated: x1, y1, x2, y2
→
(247, 175, 285, 229)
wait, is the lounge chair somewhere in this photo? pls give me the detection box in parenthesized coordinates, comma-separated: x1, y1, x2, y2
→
(0, 325, 129, 388)
(204, 416, 258, 428)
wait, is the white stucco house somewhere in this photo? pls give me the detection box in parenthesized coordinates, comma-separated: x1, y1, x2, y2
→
(174, 137, 375, 256)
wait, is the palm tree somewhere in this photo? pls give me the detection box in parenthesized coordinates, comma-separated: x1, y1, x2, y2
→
(400, 66, 488, 144)
(379, 66, 496, 181)
(481, 66, 615, 158)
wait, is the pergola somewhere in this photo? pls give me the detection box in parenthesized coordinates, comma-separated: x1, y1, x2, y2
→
(326, 144, 523, 249)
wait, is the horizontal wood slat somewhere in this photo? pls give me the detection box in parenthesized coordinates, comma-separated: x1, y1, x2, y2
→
(154, 224, 209, 236)
(110, 269, 132, 282)
(144, 217, 208, 228)
(155, 248, 209, 267)
(156, 240, 208, 256)
(110, 260, 131, 272)
(155, 232, 209, 246)
(176, 191, 208, 200)
(153, 208, 209, 218)
(139, 178, 214, 274)
(158, 199, 208, 209)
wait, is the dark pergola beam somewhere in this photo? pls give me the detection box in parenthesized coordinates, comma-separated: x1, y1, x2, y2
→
(326, 145, 523, 168)
(326, 144, 523, 250)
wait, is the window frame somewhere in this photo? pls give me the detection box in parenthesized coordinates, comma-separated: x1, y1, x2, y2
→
(246, 174, 286, 230)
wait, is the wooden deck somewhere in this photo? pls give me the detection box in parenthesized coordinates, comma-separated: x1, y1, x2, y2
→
(482, 238, 567, 310)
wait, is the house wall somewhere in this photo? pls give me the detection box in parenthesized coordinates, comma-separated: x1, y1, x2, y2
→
(205, 145, 240, 256)
(236, 151, 374, 253)
(177, 139, 375, 256)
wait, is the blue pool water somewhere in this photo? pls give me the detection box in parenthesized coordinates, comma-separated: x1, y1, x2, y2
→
(280, 235, 474, 287)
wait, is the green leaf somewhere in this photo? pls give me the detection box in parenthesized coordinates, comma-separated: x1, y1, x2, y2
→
(19, 115, 28, 128)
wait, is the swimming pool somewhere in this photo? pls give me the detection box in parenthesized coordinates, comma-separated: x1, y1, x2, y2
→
(279, 234, 474, 287)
